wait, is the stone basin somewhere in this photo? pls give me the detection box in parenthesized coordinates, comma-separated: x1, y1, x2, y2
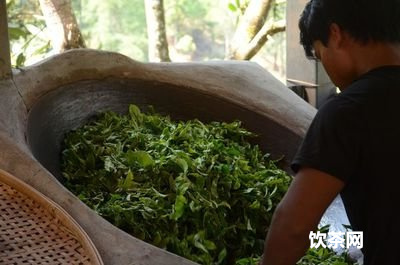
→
(27, 77, 302, 181)
(0, 49, 349, 264)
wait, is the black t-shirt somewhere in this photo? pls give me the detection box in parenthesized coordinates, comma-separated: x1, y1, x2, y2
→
(291, 66, 400, 265)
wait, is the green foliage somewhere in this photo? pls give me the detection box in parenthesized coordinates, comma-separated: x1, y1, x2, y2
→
(164, 0, 227, 60)
(298, 248, 352, 265)
(6, 0, 50, 67)
(61, 104, 292, 264)
(72, 0, 230, 61)
(297, 225, 356, 265)
(5, 0, 286, 76)
(227, 0, 250, 16)
(72, 0, 148, 61)
(271, 0, 286, 21)
(61, 105, 355, 265)
(173, 0, 208, 20)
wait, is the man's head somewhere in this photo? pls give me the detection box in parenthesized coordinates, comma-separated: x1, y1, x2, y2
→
(299, 0, 400, 60)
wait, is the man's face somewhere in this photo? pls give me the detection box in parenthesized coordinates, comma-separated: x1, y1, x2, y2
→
(313, 40, 349, 90)
(312, 27, 359, 90)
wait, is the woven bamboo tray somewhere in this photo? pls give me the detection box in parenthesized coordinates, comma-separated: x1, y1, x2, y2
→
(0, 169, 103, 265)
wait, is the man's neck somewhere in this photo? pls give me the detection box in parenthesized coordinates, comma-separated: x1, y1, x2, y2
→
(350, 41, 400, 76)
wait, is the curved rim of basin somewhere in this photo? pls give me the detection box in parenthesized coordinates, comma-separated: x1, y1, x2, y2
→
(14, 49, 316, 137)
(0, 48, 319, 265)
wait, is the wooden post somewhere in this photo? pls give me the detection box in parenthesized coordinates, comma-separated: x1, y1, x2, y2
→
(0, 0, 12, 79)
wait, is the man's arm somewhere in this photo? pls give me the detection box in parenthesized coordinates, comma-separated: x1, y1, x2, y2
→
(261, 167, 345, 265)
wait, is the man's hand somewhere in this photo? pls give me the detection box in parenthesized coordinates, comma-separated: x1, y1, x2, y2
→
(261, 167, 345, 265)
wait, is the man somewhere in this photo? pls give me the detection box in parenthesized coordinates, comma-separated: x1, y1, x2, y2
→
(261, 0, 400, 264)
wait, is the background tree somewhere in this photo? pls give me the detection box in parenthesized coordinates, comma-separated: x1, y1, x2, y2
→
(164, 0, 226, 61)
(144, 0, 170, 62)
(6, 0, 50, 67)
(39, 0, 85, 52)
(71, 0, 148, 61)
(6, 0, 287, 80)
(227, 0, 285, 60)
(1, 0, 12, 78)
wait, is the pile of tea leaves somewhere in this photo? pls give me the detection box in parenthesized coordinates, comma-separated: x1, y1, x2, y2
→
(61, 104, 355, 265)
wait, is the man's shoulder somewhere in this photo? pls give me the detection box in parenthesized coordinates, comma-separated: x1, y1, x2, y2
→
(314, 94, 360, 125)
(344, 65, 400, 98)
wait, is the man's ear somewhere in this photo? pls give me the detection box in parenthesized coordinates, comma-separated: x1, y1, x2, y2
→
(328, 23, 344, 49)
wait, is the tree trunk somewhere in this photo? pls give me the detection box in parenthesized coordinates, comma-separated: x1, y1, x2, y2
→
(144, 0, 170, 62)
(0, 0, 11, 79)
(39, 0, 85, 53)
(228, 0, 285, 60)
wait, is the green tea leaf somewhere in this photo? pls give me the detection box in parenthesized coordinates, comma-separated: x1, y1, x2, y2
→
(126, 150, 154, 168)
(61, 104, 353, 265)
(217, 248, 227, 264)
(174, 157, 188, 174)
(118, 170, 135, 191)
(171, 194, 187, 220)
(129, 104, 142, 120)
(204, 240, 216, 250)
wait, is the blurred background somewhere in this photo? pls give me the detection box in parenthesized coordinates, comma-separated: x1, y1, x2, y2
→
(6, 0, 286, 82)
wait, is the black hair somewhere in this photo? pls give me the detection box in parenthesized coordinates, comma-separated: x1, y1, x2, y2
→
(299, 0, 400, 59)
